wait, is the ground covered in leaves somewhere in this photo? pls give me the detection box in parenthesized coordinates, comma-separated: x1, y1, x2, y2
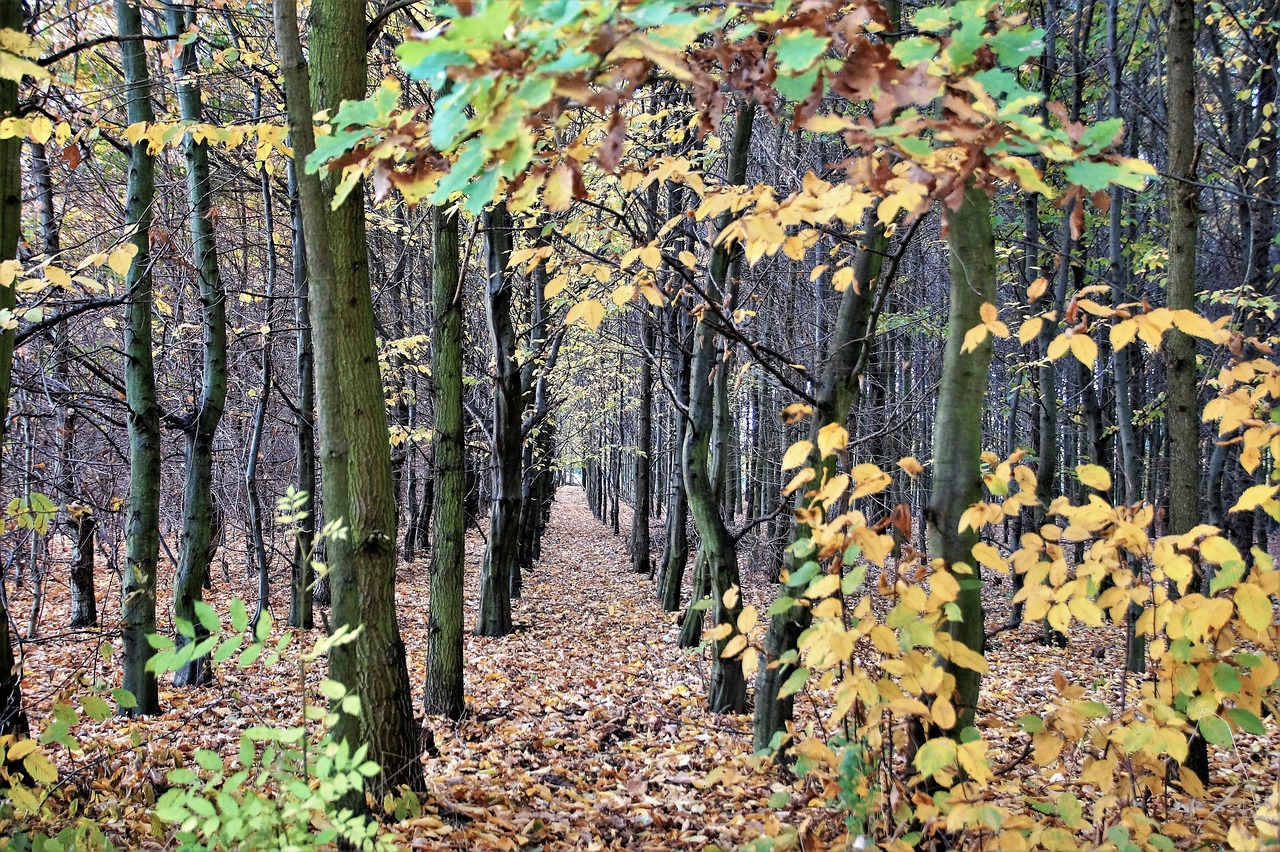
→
(8, 488, 1279, 849)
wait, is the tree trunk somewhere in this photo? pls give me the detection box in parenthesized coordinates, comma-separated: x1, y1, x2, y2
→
(926, 185, 996, 737)
(684, 102, 755, 715)
(632, 310, 654, 574)
(0, 0, 29, 737)
(477, 204, 522, 636)
(424, 202, 465, 720)
(288, 159, 315, 630)
(274, 0, 425, 798)
(164, 1, 230, 687)
(117, 0, 162, 718)
(1166, 0, 1209, 786)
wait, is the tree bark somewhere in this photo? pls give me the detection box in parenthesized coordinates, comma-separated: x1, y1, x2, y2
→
(423, 203, 466, 720)
(274, 0, 425, 797)
(117, 0, 162, 718)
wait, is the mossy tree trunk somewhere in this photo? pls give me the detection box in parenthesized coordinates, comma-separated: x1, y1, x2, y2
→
(0, 0, 28, 737)
(926, 185, 997, 737)
(165, 0, 229, 687)
(684, 102, 756, 715)
(116, 0, 162, 718)
(477, 203, 522, 636)
(274, 0, 425, 798)
(423, 203, 466, 720)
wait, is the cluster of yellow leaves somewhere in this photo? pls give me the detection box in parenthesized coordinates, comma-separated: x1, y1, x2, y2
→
(970, 283, 1234, 372)
(0, 243, 137, 329)
(762, 340, 1279, 847)
(119, 120, 291, 163)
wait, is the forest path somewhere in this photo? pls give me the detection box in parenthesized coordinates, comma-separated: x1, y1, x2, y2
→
(394, 486, 830, 849)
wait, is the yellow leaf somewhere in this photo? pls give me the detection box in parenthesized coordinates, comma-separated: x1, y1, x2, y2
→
(564, 299, 604, 332)
(832, 266, 855, 292)
(804, 574, 840, 600)
(817, 422, 847, 457)
(971, 542, 1008, 574)
(1018, 316, 1043, 345)
(961, 323, 988, 354)
(1027, 276, 1048, 302)
(1032, 732, 1063, 767)
(1231, 484, 1278, 513)
(1070, 333, 1098, 368)
(782, 467, 815, 496)
(22, 750, 58, 785)
(544, 273, 569, 299)
(108, 243, 139, 276)
(1076, 464, 1111, 491)
(1110, 319, 1137, 351)
(1047, 333, 1070, 361)
(736, 604, 758, 634)
(1201, 535, 1242, 565)
(1068, 596, 1103, 626)
(931, 569, 959, 602)
(6, 738, 37, 760)
(27, 115, 52, 144)
(931, 696, 956, 730)
(678, 250, 698, 268)
(781, 440, 814, 471)
(44, 266, 71, 289)
(639, 244, 662, 269)
(721, 634, 748, 658)
(1233, 583, 1271, 633)
(897, 456, 924, 478)
(723, 584, 740, 609)
(639, 284, 665, 306)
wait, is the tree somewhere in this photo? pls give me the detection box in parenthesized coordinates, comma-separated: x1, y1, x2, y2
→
(164, 0, 229, 688)
(423, 202, 465, 720)
(273, 0, 425, 798)
(116, 0, 162, 718)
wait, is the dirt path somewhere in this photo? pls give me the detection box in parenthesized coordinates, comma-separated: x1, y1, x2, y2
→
(396, 486, 832, 849)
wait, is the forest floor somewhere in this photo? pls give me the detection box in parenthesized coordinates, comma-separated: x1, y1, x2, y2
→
(8, 487, 1278, 849)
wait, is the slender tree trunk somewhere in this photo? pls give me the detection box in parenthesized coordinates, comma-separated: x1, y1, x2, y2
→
(288, 160, 315, 630)
(424, 203, 465, 719)
(926, 186, 996, 737)
(0, 0, 29, 736)
(685, 102, 756, 715)
(660, 307, 692, 611)
(117, 0, 162, 717)
(247, 95, 277, 635)
(632, 310, 654, 574)
(477, 204, 522, 636)
(1166, 0, 1209, 786)
(274, 0, 425, 797)
(753, 211, 885, 752)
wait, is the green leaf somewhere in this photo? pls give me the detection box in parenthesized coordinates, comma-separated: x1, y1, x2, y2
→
(1226, 707, 1266, 736)
(167, 767, 198, 786)
(1057, 791, 1085, 828)
(913, 737, 956, 777)
(319, 679, 347, 701)
(1018, 714, 1045, 733)
(194, 749, 225, 773)
(254, 608, 273, 643)
(765, 596, 797, 616)
(787, 561, 820, 589)
(147, 632, 175, 651)
(194, 600, 220, 634)
(1210, 560, 1246, 596)
(913, 5, 951, 32)
(113, 688, 137, 709)
(174, 617, 195, 640)
(891, 36, 938, 66)
(774, 28, 829, 74)
(778, 667, 809, 699)
(1198, 715, 1232, 748)
(774, 67, 819, 104)
(1212, 663, 1242, 695)
(213, 635, 243, 663)
(229, 598, 248, 634)
(81, 694, 112, 722)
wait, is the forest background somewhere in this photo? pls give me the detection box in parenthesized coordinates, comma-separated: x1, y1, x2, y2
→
(0, 0, 1278, 849)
